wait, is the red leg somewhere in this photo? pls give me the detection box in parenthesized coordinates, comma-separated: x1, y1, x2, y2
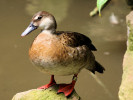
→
(57, 74, 78, 97)
(37, 75, 56, 89)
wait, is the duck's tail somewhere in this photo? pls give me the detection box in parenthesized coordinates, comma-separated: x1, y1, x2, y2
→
(94, 61, 105, 73)
(87, 61, 105, 74)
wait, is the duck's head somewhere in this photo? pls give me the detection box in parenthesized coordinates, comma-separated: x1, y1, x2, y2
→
(21, 11, 57, 37)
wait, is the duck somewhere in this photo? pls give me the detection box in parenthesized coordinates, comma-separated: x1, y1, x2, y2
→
(21, 11, 105, 97)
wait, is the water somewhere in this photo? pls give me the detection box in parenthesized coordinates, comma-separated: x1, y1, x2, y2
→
(0, 0, 129, 100)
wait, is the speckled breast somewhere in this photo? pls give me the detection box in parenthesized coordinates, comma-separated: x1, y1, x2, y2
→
(28, 34, 90, 76)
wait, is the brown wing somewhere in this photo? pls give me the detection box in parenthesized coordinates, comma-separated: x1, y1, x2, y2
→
(57, 31, 97, 51)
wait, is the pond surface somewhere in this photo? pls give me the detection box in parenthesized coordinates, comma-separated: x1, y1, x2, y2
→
(0, 0, 130, 100)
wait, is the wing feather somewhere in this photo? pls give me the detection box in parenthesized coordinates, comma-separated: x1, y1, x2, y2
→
(57, 31, 97, 51)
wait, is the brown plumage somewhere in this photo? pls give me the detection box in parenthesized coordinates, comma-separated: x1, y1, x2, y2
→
(29, 31, 104, 75)
(21, 11, 105, 96)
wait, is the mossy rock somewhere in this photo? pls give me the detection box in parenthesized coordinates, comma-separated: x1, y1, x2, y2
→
(119, 11, 133, 100)
(12, 85, 80, 100)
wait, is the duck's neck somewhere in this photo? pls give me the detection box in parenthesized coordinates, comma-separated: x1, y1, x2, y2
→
(41, 28, 56, 35)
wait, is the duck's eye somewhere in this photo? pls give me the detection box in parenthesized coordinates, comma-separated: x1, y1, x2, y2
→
(38, 16, 42, 20)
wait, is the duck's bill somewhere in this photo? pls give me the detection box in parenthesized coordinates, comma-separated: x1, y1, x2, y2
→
(21, 22, 38, 37)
